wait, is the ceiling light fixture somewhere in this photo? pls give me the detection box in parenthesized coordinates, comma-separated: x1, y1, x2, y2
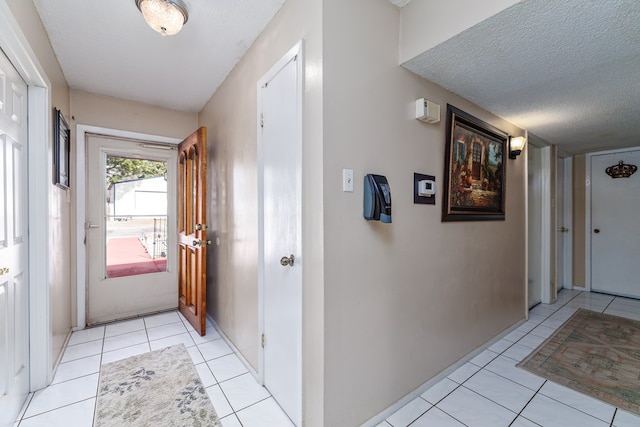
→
(135, 0, 188, 36)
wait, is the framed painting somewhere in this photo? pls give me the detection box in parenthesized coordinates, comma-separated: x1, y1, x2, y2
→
(53, 108, 70, 189)
(442, 105, 507, 221)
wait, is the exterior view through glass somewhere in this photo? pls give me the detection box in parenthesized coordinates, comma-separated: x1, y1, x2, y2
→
(105, 155, 168, 278)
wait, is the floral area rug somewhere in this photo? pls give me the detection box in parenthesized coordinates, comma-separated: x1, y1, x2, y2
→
(94, 344, 221, 427)
(518, 308, 640, 415)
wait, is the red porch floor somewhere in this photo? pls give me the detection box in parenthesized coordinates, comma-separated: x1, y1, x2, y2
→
(106, 237, 166, 278)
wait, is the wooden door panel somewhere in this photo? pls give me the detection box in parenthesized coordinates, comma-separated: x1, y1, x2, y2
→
(178, 127, 207, 335)
(179, 245, 187, 300)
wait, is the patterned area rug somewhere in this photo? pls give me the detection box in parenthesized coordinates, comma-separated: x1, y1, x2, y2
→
(518, 308, 640, 415)
(94, 344, 221, 427)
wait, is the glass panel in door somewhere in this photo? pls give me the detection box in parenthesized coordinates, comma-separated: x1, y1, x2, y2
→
(105, 155, 168, 278)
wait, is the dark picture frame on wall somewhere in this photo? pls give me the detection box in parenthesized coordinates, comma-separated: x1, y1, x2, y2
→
(442, 104, 507, 221)
(53, 108, 70, 189)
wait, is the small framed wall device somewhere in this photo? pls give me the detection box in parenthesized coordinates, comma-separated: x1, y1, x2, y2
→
(363, 174, 392, 223)
(414, 172, 435, 205)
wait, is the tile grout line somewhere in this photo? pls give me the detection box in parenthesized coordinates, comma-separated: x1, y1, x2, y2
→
(602, 295, 616, 313)
(19, 396, 96, 424)
(91, 326, 106, 426)
(508, 380, 547, 427)
(189, 314, 249, 425)
(609, 408, 617, 427)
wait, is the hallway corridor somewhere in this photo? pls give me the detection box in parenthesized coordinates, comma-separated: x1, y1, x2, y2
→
(11, 290, 640, 426)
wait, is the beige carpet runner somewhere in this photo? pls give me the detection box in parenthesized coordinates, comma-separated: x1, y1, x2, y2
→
(518, 308, 640, 416)
(94, 344, 221, 426)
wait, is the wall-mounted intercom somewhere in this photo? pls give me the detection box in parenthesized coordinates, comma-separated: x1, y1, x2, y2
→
(363, 174, 392, 223)
(414, 173, 436, 205)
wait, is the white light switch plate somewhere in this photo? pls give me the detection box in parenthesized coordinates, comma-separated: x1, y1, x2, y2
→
(343, 169, 354, 192)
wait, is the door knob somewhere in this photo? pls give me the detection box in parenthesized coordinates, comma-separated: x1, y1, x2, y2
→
(280, 254, 295, 267)
(85, 222, 100, 229)
(594, 229, 600, 234)
(193, 239, 212, 247)
(557, 227, 569, 233)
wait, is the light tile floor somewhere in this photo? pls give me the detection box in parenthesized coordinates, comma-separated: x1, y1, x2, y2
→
(14, 310, 294, 427)
(378, 289, 640, 427)
(13, 290, 640, 427)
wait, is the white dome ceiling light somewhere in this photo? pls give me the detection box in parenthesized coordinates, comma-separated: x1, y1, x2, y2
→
(135, 0, 188, 36)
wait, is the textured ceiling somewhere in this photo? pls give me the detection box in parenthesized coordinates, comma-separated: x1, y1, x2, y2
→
(33, 0, 640, 153)
(33, 0, 286, 113)
(403, 0, 640, 154)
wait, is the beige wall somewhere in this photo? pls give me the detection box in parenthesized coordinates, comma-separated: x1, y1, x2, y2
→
(200, 0, 527, 424)
(6, 0, 69, 109)
(197, 0, 324, 423)
(6, 0, 72, 366)
(322, 0, 527, 424)
(8, 0, 530, 424)
(399, 0, 519, 63)
(70, 90, 198, 139)
(69, 90, 197, 323)
(572, 154, 586, 286)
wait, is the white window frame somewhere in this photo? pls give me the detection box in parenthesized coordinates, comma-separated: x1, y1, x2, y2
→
(75, 125, 180, 328)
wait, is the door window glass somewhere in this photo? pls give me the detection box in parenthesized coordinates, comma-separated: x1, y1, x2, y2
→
(105, 155, 169, 278)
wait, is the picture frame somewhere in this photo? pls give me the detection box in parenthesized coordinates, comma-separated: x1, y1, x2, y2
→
(53, 108, 70, 189)
(442, 105, 507, 221)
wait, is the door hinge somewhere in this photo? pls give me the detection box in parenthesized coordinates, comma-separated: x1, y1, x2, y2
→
(260, 113, 264, 128)
(261, 333, 265, 348)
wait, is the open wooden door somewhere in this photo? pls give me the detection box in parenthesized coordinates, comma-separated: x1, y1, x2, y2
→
(178, 127, 208, 336)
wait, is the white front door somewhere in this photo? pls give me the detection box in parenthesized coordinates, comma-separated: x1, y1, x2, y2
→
(259, 44, 302, 426)
(0, 48, 30, 426)
(591, 149, 640, 298)
(86, 135, 178, 324)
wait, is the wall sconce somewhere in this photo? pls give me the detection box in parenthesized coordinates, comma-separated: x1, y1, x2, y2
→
(509, 131, 527, 159)
(135, 0, 189, 36)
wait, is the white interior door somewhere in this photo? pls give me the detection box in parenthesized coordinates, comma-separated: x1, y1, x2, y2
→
(527, 145, 542, 307)
(86, 135, 178, 324)
(259, 45, 302, 426)
(591, 149, 640, 298)
(555, 157, 565, 290)
(0, 48, 30, 427)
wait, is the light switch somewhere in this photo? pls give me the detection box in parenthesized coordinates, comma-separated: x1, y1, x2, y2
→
(343, 169, 354, 192)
